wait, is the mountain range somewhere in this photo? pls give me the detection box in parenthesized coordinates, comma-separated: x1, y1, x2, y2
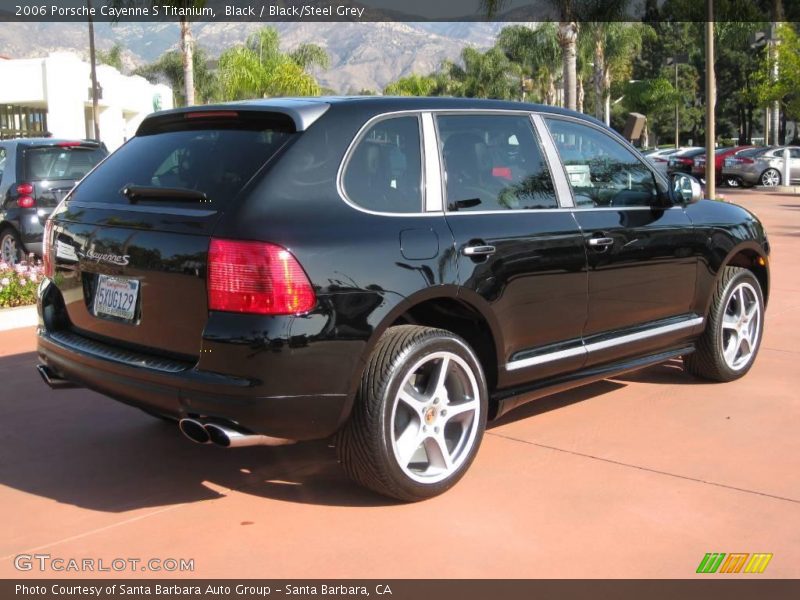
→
(0, 21, 507, 93)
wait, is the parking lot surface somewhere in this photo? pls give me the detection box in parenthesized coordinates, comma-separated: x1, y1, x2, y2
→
(1, 189, 798, 578)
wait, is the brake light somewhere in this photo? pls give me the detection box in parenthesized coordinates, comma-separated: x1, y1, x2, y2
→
(740, 157, 755, 164)
(185, 111, 238, 120)
(678, 157, 693, 165)
(16, 183, 33, 195)
(492, 167, 512, 180)
(208, 239, 316, 315)
(57, 141, 82, 147)
(43, 219, 54, 278)
(16, 182, 35, 208)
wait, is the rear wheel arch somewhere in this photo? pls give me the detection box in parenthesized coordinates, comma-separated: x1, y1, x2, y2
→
(340, 289, 502, 426)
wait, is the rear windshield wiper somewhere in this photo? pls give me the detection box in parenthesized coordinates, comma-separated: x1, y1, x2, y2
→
(121, 185, 208, 203)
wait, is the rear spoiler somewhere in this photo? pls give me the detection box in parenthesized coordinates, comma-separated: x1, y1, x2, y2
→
(138, 100, 331, 136)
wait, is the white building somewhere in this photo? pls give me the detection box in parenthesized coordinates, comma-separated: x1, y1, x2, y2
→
(0, 52, 173, 151)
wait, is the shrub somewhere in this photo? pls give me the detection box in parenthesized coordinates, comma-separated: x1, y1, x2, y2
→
(0, 257, 43, 308)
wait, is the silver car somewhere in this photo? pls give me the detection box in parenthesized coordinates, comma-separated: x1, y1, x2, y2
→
(723, 146, 800, 187)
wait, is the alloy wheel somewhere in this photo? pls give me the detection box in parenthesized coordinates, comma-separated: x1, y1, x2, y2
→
(390, 351, 481, 484)
(0, 234, 19, 265)
(720, 282, 761, 371)
(761, 168, 781, 187)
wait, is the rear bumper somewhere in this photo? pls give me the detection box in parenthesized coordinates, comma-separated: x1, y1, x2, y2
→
(37, 328, 350, 440)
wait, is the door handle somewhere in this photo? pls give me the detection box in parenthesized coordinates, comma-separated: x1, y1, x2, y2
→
(587, 237, 614, 250)
(462, 244, 496, 257)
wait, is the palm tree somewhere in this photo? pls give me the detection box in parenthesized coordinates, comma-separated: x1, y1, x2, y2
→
(444, 46, 521, 99)
(218, 27, 329, 100)
(497, 23, 561, 104)
(135, 46, 218, 105)
(585, 22, 646, 124)
(384, 74, 438, 96)
(113, 1, 207, 105)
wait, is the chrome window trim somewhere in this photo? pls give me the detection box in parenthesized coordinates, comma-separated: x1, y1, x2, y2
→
(421, 112, 443, 212)
(531, 113, 574, 208)
(433, 110, 563, 214)
(336, 110, 434, 218)
(505, 316, 704, 372)
(542, 113, 674, 205)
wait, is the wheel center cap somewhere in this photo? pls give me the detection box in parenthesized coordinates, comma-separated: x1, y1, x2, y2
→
(424, 406, 437, 425)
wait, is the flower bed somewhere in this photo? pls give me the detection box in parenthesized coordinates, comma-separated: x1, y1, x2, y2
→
(0, 258, 43, 308)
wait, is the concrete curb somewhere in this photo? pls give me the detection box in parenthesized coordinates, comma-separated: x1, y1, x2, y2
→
(0, 305, 37, 332)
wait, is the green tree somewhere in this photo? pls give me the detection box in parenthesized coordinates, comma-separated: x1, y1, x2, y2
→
(96, 43, 124, 71)
(752, 22, 800, 143)
(134, 46, 218, 106)
(497, 23, 561, 104)
(384, 74, 438, 96)
(217, 27, 328, 99)
(114, 1, 208, 106)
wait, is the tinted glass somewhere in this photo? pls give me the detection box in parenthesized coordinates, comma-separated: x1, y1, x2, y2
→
(545, 118, 664, 208)
(0, 147, 6, 185)
(71, 122, 293, 208)
(438, 114, 557, 211)
(343, 116, 422, 213)
(24, 147, 106, 181)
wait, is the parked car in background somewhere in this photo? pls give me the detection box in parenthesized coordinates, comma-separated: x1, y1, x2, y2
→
(0, 138, 108, 265)
(35, 97, 770, 501)
(692, 146, 753, 186)
(667, 147, 706, 177)
(722, 145, 800, 187)
(644, 147, 681, 176)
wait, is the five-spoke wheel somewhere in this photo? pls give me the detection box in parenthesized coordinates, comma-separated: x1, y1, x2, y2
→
(684, 266, 765, 381)
(337, 325, 487, 501)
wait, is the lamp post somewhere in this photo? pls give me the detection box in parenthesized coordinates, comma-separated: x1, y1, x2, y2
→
(87, 0, 100, 141)
(665, 53, 689, 149)
(705, 0, 716, 200)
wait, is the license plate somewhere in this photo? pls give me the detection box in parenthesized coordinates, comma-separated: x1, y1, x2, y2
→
(93, 275, 139, 322)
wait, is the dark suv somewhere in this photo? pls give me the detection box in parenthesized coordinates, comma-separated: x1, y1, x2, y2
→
(0, 138, 107, 264)
(36, 98, 769, 501)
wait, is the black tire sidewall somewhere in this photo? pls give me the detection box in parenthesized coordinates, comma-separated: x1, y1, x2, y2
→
(377, 332, 488, 499)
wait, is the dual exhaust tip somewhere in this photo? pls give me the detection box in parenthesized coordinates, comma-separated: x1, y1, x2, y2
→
(179, 418, 292, 448)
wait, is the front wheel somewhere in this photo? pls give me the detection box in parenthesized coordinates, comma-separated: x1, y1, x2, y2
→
(684, 267, 764, 382)
(760, 168, 781, 187)
(336, 325, 488, 501)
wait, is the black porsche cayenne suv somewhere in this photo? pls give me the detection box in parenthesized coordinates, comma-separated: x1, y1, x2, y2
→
(36, 97, 769, 501)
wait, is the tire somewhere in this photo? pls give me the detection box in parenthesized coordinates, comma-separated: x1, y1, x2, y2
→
(0, 227, 22, 265)
(336, 325, 488, 502)
(760, 168, 781, 187)
(684, 267, 764, 382)
(723, 176, 740, 188)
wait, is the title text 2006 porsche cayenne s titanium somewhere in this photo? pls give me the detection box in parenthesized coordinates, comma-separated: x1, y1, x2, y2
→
(36, 97, 769, 501)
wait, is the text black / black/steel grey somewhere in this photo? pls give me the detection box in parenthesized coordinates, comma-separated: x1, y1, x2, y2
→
(36, 97, 770, 501)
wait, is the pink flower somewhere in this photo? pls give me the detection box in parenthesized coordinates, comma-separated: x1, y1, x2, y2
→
(0, 277, 9, 286)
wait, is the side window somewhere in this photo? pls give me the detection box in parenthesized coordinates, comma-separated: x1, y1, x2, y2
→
(437, 114, 557, 211)
(545, 117, 665, 208)
(343, 116, 423, 213)
(0, 147, 6, 186)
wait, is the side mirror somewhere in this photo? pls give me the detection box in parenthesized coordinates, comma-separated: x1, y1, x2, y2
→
(670, 173, 703, 204)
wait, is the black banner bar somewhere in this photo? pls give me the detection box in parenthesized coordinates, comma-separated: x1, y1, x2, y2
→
(1, 0, 799, 23)
(3, 580, 800, 600)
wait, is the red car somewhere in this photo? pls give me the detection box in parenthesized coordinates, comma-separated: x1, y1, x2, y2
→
(692, 146, 753, 186)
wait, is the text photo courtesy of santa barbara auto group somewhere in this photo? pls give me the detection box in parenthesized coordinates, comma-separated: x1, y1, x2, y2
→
(0, 0, 799, 598)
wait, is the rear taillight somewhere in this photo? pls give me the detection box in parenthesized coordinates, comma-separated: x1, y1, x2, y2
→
(678, 157, 693, 166)
(16, 182, 35, 208)
(207, 239, 316, 315)
(740, 157, 755, 164)
(43, 219, 54, 278)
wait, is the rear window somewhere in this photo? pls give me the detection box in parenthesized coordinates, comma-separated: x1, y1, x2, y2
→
(70, 115, 294, 209)
(24, 146, 106, 181)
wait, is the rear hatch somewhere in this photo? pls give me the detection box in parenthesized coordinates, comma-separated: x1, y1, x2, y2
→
(46, 111, 296, 358)
(23, 141, 107, 212)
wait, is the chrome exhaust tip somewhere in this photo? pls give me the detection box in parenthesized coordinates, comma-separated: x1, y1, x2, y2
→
(36, 364, 81, 389)
(205, 422, 293, 448)
(178, 418, 211, 444)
